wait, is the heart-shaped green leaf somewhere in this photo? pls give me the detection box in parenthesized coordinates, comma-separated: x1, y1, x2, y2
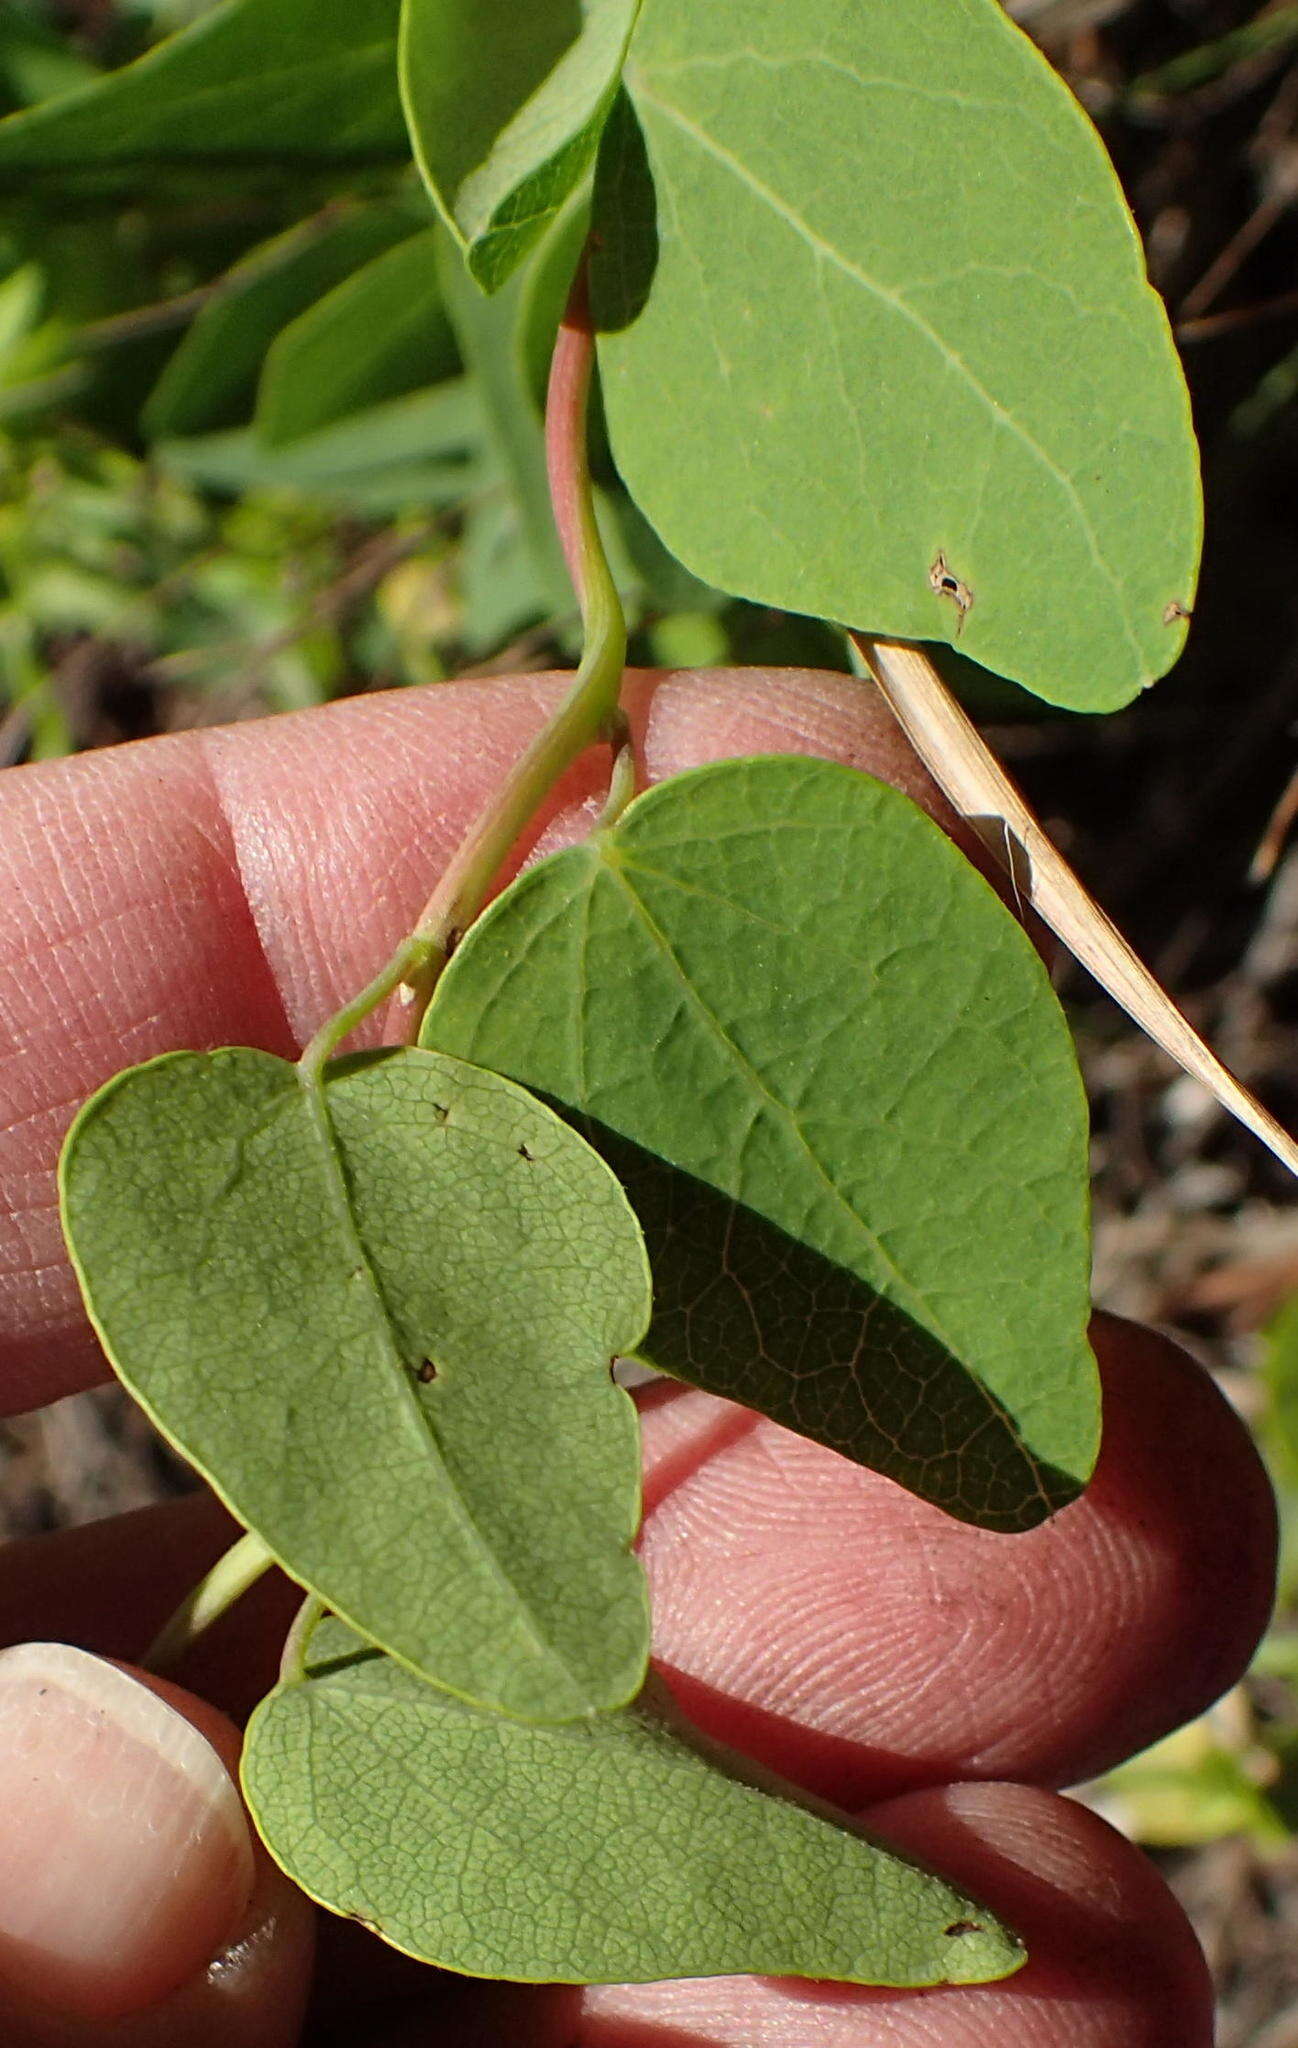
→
(400, 0, 639, 289)
(424, 756, 1098, 1531)
(244, 1616, 1025, 1986)
(60, 1046, 651, 1722)
(593, 0, 1201, 709)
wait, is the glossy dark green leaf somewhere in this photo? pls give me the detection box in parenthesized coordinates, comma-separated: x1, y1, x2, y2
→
(256, 229, 457, 447)
(424, 756, 1098, 1531)
(0, 0, 408, 191)
(400, 0, 638, 288)
(145, 203, 426, 440)
(244, 1617, 1025, 1986)
(60, 1046, 651, 1721)
(593, 0, 1201, 709)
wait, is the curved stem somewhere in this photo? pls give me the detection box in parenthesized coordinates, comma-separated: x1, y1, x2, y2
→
(299, 932, 429, 1083)
(143, 1531, 274, 1675)
(389, 257, 627, 1036)
(296, 250, 628, 1063)
(279, 1592, 327, 1686)
(596, 712, 638, 831)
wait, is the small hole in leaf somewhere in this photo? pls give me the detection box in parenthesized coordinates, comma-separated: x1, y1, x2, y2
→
(929, 551, 973, 632)
(1163, 599, 1192, 626)
(518, 1143, 534, 1162)
(432, 1103, 449, 1123)
(416, 1359, 437, 1384)
(944, 1920, 982, 1939)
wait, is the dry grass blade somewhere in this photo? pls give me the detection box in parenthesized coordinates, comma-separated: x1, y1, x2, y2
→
(851, 633, 1298, 1180)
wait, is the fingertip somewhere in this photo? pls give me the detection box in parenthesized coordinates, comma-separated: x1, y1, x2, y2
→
(860, 1781, 1215, 2046)
(635, 1316, 1277, 1802)
(1082, 1312, 1278, 1764)
(0, 1645, 313, 2044)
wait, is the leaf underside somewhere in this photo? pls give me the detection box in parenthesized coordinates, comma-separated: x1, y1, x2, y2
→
(593, 0, 1202, 709)
(424, 755, 1099, 1532)
(400, 0, 640, 289)
(244, 1616, 1025, 1987)
(60, 1045, 652, 1722)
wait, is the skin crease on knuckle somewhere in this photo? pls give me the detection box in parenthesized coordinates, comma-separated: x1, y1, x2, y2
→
(0, 673, 1259, 2044)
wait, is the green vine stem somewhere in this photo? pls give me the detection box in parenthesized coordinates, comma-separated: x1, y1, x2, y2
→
(143, 1530, 274, 1675)
(155, 257, 630, 1666)
(301, 251, 626, 1066)
(381, 251, 629, 1043)
(279, 1592, 327, 1686)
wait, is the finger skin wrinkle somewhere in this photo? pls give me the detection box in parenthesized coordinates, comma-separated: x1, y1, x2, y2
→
(195, 676, 576, 1048)
(0, 735, 293, 1408)
(637, 1321, 1276, 1805)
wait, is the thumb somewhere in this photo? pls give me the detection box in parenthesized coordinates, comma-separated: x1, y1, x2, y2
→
(0, 1643, 313, 2046)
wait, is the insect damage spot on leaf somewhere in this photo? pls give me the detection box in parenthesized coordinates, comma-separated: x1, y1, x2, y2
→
(930, 551, 973, 632)
(416, 1359, 438, 1384)
(946, 1920, 983, 1938)
(1163, 599, 1192, 625)
(518, 1143, 534, 1161)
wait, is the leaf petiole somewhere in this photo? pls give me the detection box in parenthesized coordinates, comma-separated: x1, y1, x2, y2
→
(279, 1592, 327, 1685)
(143, 1529, 275, 1675)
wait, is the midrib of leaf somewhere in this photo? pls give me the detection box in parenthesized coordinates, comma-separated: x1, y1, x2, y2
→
(294, 1066, 585, 1697)
(627, 75, 1145, 672)
(596, 853, 1049, 1495)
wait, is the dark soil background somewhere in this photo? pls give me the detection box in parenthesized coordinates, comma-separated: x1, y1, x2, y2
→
(5, 1, 1298, 2038)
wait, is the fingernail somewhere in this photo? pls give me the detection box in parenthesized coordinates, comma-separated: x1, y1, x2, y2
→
(0, 1642, 255, 2020)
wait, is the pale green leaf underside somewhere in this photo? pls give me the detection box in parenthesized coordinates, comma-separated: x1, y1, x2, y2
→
(244, 1617, 1025, 1986)
(424, 756, 1098, 1531)
(0, 0, 408, 185)
(399, 0, 639, 289)
(60, 1046, 651, 1721)
(256, 229, 458, 447)
(594, 0, 1202, 710)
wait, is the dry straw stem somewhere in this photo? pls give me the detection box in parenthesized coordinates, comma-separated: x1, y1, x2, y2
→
(852, 633, 1298, 1180)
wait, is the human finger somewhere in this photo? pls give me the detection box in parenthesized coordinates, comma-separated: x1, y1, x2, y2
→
(0, 1644, 313, 2045)
(575, 1781, 1213, 2046)
(0, 665, 978, 1413)
(0, 1314, 1273, 1808)
(633, 1312, 1276, 1803)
